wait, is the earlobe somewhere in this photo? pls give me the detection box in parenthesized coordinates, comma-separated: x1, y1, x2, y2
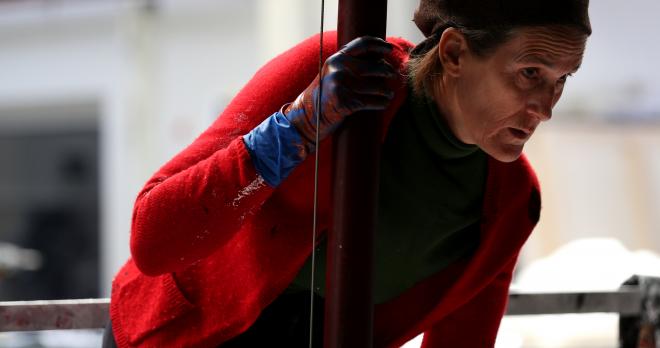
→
(437, 28, 466, 77)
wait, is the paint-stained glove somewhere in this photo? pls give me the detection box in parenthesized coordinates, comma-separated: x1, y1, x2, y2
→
(243, 36, 397, 187)
(285, 36, 397, 153)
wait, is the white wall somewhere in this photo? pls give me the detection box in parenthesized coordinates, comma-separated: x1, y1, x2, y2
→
(523, 123, 660, 264)
(0, 0, 266, 295)
(554, 0, 660, 121)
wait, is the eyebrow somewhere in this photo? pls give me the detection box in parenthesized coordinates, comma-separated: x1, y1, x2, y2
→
(517, 55, 581, 74)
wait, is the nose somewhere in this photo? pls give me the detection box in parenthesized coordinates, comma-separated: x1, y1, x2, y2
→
(526, 85, 556, 122)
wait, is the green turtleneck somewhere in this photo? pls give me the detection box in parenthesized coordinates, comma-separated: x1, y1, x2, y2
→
(289, 84, 488, 304)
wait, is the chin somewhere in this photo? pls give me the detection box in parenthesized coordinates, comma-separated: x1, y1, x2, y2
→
(483, 143, 524, 163)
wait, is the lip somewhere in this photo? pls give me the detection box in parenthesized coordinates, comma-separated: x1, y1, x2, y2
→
(507, 127, 532, 144)
(508, 127, 530, 139)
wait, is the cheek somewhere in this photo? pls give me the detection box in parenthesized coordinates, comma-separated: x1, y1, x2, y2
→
(470, 75, 525, 133)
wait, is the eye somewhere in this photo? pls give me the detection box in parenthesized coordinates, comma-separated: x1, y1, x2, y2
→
(521, 67, 539, 80)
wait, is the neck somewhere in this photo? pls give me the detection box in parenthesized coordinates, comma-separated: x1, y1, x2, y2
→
(431, 77, 474, 145)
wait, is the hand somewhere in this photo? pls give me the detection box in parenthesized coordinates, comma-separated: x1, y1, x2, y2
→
(284, 36, 398, 150)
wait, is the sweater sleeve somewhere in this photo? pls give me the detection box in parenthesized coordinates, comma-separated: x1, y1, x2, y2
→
(130, 33, 337, 276)
(130, 137, 273, 276)
(420, 255, 517, 348)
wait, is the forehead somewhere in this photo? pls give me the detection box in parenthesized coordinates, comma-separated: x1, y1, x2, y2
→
(496, 26, 588, 71)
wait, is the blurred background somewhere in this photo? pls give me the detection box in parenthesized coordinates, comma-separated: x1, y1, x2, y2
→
(0, 0, 658, 347)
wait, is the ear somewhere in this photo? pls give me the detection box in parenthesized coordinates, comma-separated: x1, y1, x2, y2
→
(437, 27, 469, 77)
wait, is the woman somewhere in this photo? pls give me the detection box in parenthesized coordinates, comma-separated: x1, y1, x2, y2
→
(105, 0, 591, 347)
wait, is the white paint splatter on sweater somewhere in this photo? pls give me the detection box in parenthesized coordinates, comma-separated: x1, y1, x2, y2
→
(232, 175, 266, 207)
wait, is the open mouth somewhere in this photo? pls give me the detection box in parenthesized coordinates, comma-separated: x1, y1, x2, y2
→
(508, 127, 530, 140)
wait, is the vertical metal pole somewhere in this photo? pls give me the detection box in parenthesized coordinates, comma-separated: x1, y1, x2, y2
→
(324, 1, 387, 347)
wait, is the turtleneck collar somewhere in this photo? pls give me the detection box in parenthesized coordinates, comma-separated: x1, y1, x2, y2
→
(409, 85, 480, 160)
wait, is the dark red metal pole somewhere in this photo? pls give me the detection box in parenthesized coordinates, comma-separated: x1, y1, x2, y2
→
(324, 1, 387, 347)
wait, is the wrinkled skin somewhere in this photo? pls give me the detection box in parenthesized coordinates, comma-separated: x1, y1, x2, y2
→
(284, 36, 398, 154)
(434, 26, 588, 162)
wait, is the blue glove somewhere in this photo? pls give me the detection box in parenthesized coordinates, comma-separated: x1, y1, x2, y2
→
(243, 108, 306, 187)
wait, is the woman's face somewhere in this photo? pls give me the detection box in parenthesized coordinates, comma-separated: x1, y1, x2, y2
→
(444, 26, 587, 162)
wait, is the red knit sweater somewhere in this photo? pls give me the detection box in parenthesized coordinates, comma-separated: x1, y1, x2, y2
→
(110, 32, 541, 348)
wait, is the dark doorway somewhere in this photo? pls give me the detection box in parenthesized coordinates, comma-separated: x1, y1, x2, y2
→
(0, 124, 99, 301)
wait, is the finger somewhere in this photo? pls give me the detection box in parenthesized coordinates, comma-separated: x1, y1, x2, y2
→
(329, 57, 395, 79)
(357, 60, 397, 78)
(340, 36, 393, 58)
(333, 85, 394, 110)
(333, 75, 395, 98)
(347, 94, 393, 112)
